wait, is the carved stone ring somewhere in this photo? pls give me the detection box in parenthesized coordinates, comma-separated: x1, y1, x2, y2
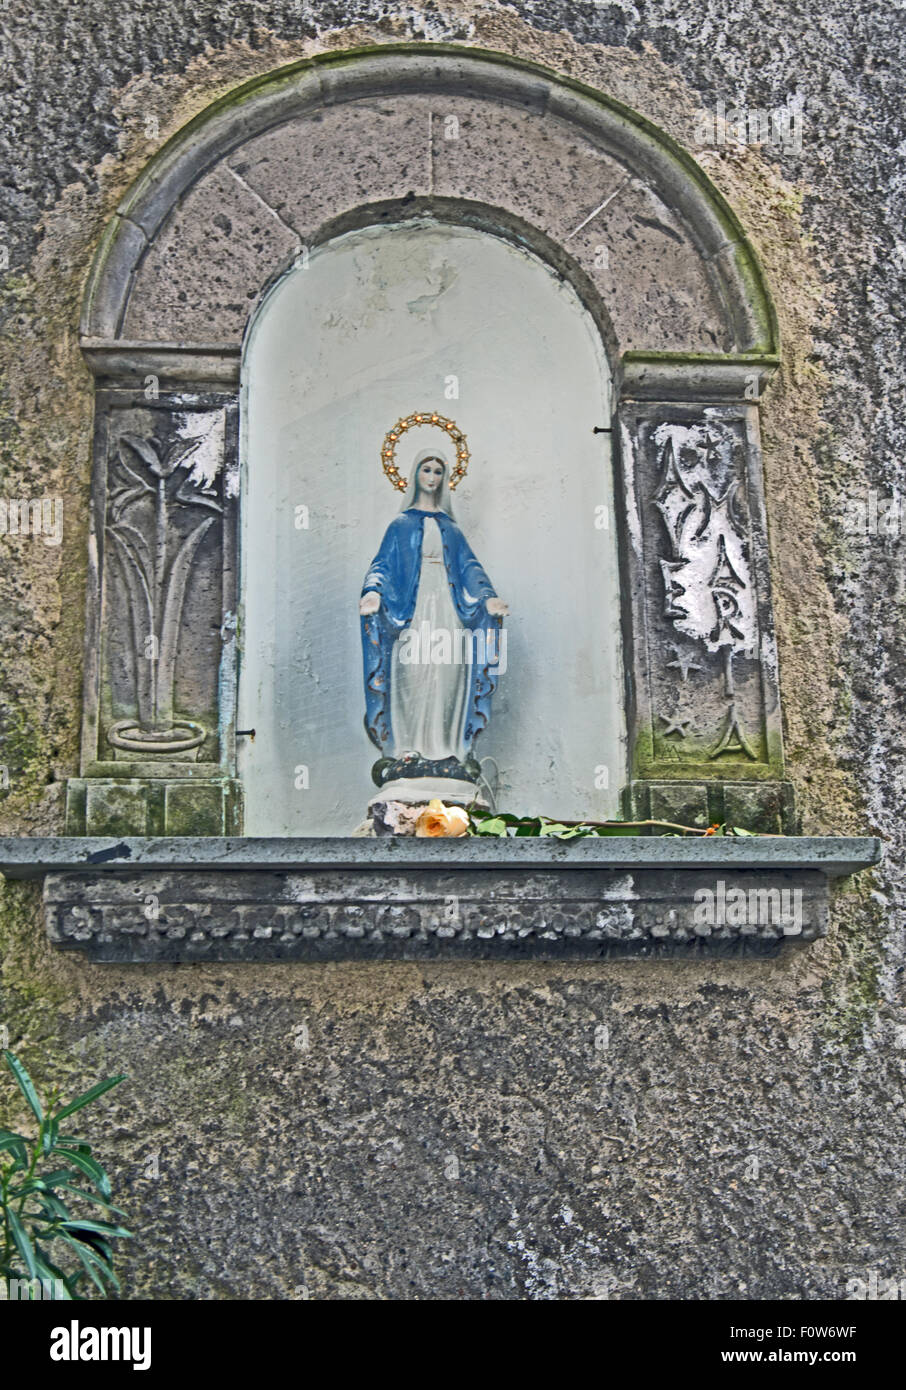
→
(380, 412, 470, 492)
(108, 718, 206, 755)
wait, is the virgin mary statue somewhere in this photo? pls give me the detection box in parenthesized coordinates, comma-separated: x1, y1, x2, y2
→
(359, 448, 508, 802)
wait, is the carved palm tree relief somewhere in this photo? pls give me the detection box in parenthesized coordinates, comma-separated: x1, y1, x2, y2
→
(105, 412, 224, 757)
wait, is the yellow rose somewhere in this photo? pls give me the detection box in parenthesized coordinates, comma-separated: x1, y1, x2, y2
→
(414, 799, 469, 837)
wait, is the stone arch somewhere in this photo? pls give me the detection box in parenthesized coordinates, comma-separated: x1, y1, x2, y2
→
(82, 44, 778, 363)
(70, 44, 791, 840)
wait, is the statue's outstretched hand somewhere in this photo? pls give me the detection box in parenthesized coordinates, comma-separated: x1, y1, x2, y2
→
(359, 592, 381, 616)
(487, 597, 509, 617)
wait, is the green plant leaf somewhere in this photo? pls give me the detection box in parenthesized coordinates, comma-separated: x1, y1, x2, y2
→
(52, 1148, 112, 1199)
(63, 1218, 132, 1240)
(3, 1050, 44, 1124)
(59, 1234, 112, 1295)
(472, 817, 508, 836)
(32, 1244, 73, 1300)
(54, 1075, 126, 1122)
(42, 1117, 60, 1155)
(64, 1232, 121, 1287)
(537, 821, 590, 837)
(0, 1133, 29, 1168)
(33, 1191, 72, 1222)
(53, 1184, 126, 1215)
(28, 1167, 79, 1189)
(7, 1208, 38, 1279)
(14, 1177, 53, 1197)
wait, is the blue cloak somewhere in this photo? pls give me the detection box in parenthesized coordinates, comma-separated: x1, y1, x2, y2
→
(361, 507, 502, 752)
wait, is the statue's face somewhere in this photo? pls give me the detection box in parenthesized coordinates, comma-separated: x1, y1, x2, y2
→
(417, 458, 444, 494)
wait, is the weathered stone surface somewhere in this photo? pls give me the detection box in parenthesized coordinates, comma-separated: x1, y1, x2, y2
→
(0, 1, 904, 1305)
(620, 401, 785, 785)
(121, 163, 301, 342)
(228, 97, 438, 240)
(132, 92, 733, 352)
(41, 862, 829, 960)
(103, 56, 766, 355)
(0, 834, 881, 875)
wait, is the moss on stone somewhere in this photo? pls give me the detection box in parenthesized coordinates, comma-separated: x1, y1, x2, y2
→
(819, 877, 885, 1051)
(0, 879, 76, 1120)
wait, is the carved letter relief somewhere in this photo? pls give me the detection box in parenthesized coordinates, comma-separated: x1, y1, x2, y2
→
(620, 399, 788, 826)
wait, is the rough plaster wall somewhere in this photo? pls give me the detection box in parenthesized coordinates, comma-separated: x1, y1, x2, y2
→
(0, 0, 903, 1298)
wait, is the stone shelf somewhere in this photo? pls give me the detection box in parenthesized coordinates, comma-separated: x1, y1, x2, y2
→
(0, 836, 882, 962)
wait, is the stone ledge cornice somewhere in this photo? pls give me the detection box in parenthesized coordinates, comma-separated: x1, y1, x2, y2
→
(0, 835, 882, 878)
(0, 835, 881, 962)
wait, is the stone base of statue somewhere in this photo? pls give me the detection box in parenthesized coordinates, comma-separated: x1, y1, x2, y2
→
(370, 776, 483, 806)
(359, 753, 489, 832)
(369, 753, 487, 809)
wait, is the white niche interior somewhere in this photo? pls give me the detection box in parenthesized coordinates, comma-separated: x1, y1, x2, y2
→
(238, 220, 626, 834)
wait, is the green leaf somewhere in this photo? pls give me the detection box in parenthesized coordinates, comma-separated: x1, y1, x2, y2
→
(14, 1177, 53, 1197)
(0, 1133, 29, 1168)
(3, 1050, 44, 1124)
(53, 1184, 126, 1215)
(33, 1191, 72, 1222)
(27, 1167, 79, 1189)
(60, 1233, 121, 1293)
(472, 817, 509, 836)
(537, 821, 591, 838)
(62, 1218, 132, 1240)
(7, 1208, 38, 1279)
(32, 1245, 73, 1300)
(42, 1117, 59, 1155)
(54, 1074, 126, 1122)
(52, 1148, 112, 1199)
(58, 1234, 112, 1295)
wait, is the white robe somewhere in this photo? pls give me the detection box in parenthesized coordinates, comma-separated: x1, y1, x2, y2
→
(391, 515, 467, 761)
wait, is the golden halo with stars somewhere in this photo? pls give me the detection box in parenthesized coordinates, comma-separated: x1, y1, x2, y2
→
(380, 412, 471, 492)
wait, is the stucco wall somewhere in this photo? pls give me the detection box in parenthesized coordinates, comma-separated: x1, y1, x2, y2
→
(0, 0, 903, 1298)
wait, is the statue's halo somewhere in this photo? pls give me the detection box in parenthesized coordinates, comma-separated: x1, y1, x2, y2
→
(380, 412, 470, 491)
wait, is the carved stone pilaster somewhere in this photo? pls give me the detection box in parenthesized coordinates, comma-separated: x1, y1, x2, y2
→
(66, 386, 241, 835)
(617, 383, 791, 831)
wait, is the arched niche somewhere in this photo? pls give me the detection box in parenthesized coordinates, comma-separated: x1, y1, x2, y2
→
(69, 44, 791, 840)
(238, 218, 624, 833)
